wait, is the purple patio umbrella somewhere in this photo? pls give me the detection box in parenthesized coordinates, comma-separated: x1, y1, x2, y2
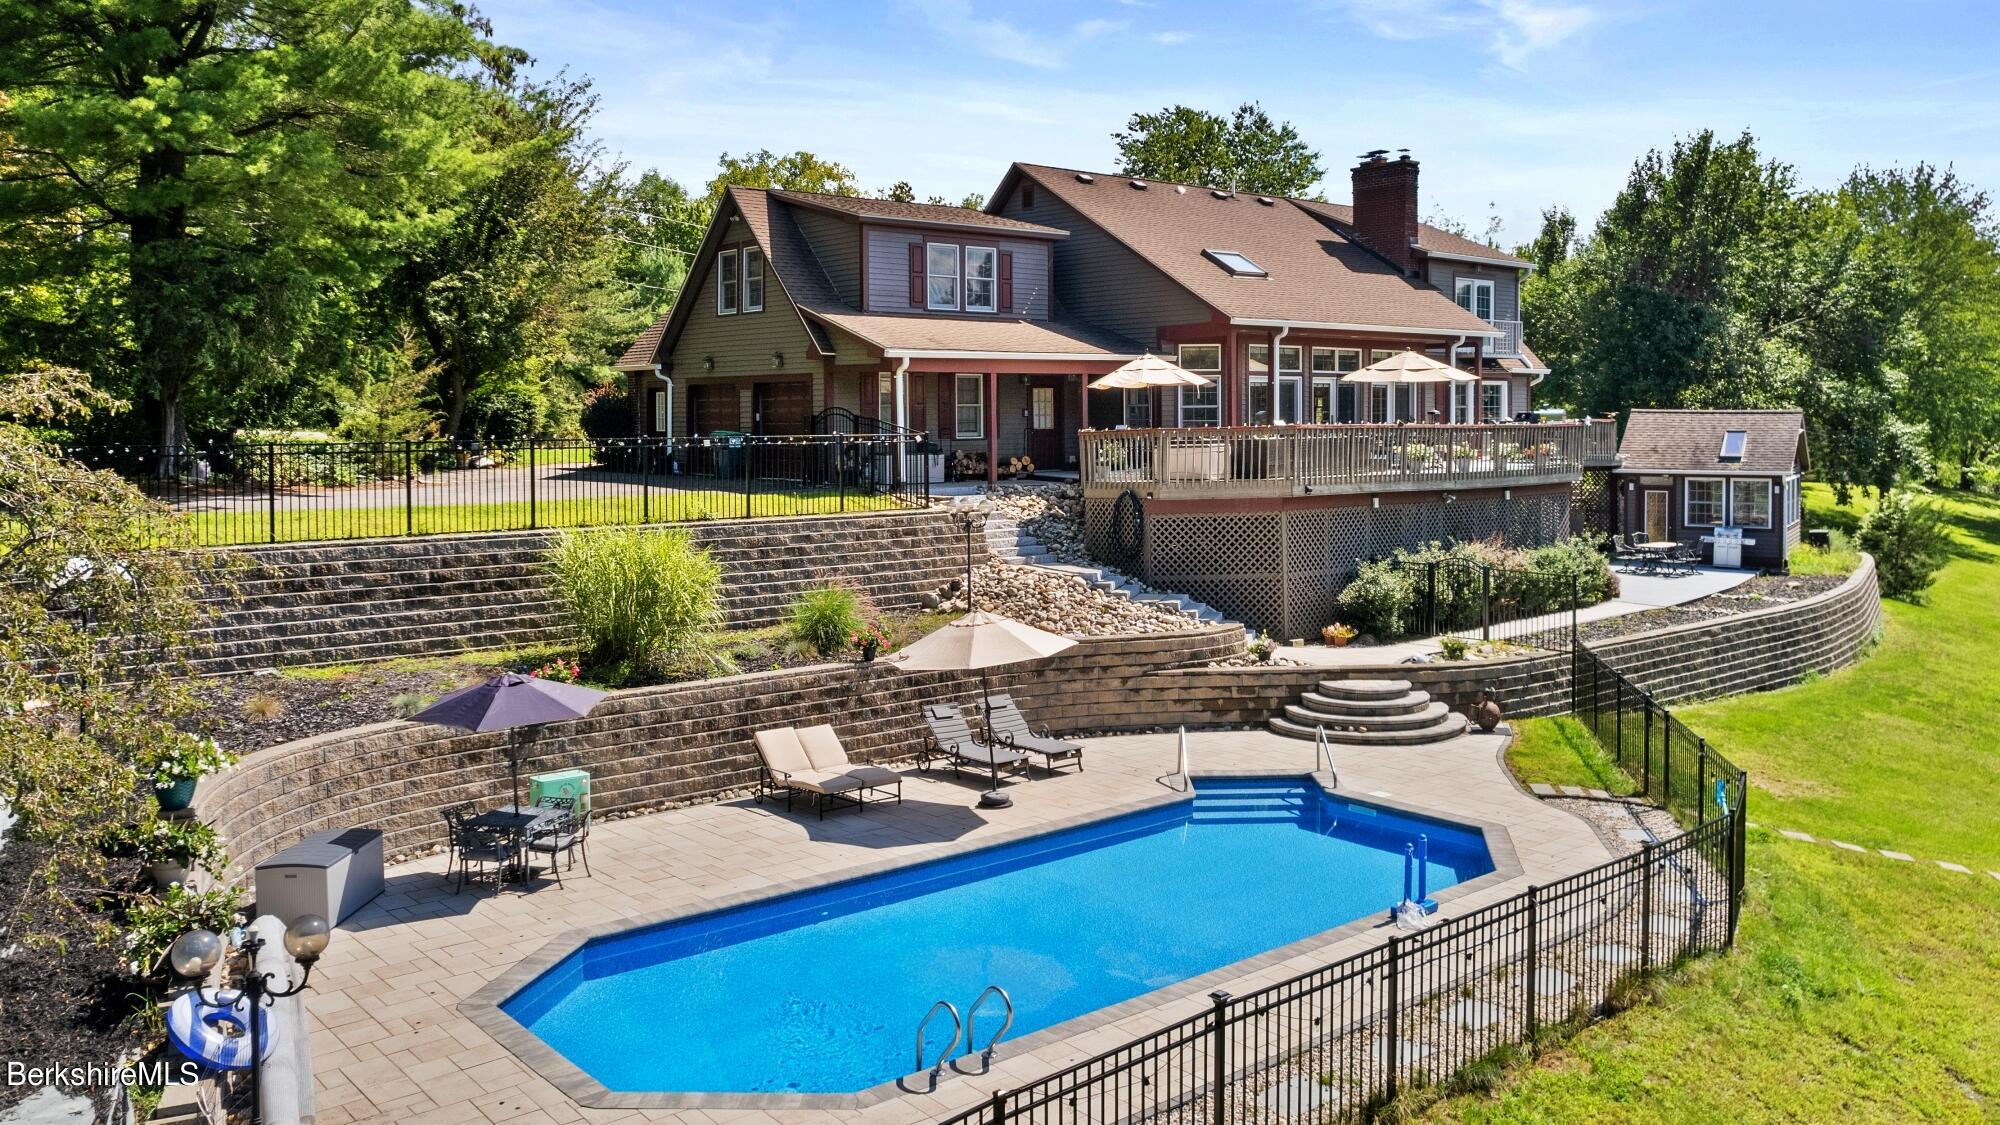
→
(410, 673, 608, 808)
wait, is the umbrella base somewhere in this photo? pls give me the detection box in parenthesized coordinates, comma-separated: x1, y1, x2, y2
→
(977, 790, 1014, 810)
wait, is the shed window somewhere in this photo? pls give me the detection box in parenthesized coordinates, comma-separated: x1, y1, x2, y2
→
(954, 373, 983, 438)
(1685, 478, 1724, 526)
(1720, 430, 1748, 461)
(1203, 249, 1267, 277)
(1730, 479, 1772, 529)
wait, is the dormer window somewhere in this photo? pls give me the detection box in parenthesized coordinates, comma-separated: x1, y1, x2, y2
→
(1454, 278, 1494, 321)
(926, 243, 960, 310)
(964, 246, 997, 312)
(1720, 430, 1747, 462)
(1204, 249, 1267, 278)
(717, 248, 740, 315)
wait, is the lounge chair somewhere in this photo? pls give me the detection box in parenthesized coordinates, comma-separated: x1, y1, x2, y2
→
(752, 727, 867, 819)
(983, 693, 1084, 773)
(919, 704, 1028, 781)
(795, 724, 903, 806)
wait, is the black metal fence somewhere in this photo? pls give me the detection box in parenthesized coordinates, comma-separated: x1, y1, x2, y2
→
(1414, 557, 1586, 655)
(64, 435, 932, 547)
(1571, 646, 1751, 841)
(939, 814, 1740, 1124)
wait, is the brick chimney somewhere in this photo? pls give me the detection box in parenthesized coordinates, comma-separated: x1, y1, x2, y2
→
(1351, 152, 1421, 275)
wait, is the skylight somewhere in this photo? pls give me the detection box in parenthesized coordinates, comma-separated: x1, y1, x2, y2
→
(1720, 430, 1748, 461)
(1204, 249, 1267, 278)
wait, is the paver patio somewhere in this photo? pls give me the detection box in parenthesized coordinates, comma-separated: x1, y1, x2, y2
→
(300, 726, 1610, 1124)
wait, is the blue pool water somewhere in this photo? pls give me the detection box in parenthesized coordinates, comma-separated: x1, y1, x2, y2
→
(502, 778, 1490, 1095)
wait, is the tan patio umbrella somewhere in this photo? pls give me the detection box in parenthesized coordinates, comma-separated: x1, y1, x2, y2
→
(1089, 352, 1214, 390)
(885, 610, 1077, 806)
(1341, 350, 1475, 384)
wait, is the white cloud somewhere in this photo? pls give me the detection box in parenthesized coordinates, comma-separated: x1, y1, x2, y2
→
(906, 2, 1141, 68)
(1329, 0, 1595, 69)
(1152, 30, 1195, 46)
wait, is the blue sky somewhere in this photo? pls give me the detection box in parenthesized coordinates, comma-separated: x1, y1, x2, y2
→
(479, 0, 2000, 245)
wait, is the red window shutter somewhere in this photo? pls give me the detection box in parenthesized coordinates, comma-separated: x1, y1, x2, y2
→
(911, 373, 926, 431)
(908, 242, 925, 307)
(940, 373, 955, 436)
(998, 251, 1014, 313)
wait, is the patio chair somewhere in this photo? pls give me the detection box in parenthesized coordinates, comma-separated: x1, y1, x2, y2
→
(1670, 538, 1704, 574)
(795, 724, 904, 806)
(982, 694, 1084, 774)
(919, 704, 1028, 780)
(452, 822, 520, 894)
(440, 801, 477, 876)
(752, 727, 866, 819)
(526, 809, 588, 886)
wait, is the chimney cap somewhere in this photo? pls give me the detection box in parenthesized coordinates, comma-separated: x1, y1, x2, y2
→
(1358, 148, 1390, 162)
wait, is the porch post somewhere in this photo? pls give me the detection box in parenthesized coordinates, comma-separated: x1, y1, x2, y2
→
(1474, 338, 1487, 419)
(1221, 328, 1238, 427)
(1077, 371, 1089, 437)
(986, 370, 1000, 490)
(1268, 329, 1279, 424)
(893, 365, 908, 488)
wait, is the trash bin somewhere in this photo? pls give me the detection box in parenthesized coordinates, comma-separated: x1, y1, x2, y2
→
(711, 430, 746, 479)
(528, 769, 591, 816)
(254, 828, 384, 926)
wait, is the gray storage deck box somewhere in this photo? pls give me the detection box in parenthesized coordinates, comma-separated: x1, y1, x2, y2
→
(254, 828, 384, 926)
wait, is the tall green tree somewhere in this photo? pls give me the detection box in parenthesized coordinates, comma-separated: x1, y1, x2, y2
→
(1113, 102, 1323, 196)
(0, 0, 498, 451)
(704, 149, 859, 205)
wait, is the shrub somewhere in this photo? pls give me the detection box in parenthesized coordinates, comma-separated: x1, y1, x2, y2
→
(127, 817, 224, 871)
(580, 384, 631, 447)
(1335, 559, 1414, 638)
(1855, 489, 1950, 600)
(1522, 535, 1619, 608)
(1789, 531, 1862, 578)
(1438, 635, 1471, 660)
(789, 585, 868, 657)
(547, 527, 722, 670)
(120, 883, 242, 979)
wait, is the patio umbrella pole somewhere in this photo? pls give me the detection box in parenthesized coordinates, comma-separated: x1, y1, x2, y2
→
(978, 671, 1012, 809)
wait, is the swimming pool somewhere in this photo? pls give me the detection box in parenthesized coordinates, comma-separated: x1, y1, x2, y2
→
(500, 777, 1492, 1096)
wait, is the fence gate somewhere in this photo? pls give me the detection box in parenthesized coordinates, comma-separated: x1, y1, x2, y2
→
(1417, 557, 1580, 654)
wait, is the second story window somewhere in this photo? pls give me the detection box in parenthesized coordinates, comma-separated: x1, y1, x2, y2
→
(1454, 278, 1495, 322)
(717, 249, 740, 315)
(742, 248, 765, 312)
(927, 243, 961, 310)
(964, 247, 997, 312)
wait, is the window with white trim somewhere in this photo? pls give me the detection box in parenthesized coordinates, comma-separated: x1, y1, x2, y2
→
(1177, 344, 1221, 426)
(1729, 479, 1772, 529)
(1454, 278, 1495, 322)
(954, 374, 984, 438)
(1371, 384, 1391, 423)
(927, 243, 961, 310)
(1480, 380, 1508, 422)
(717, 249, 740, 315)
(964, 246, 997, 313)
(741, 248, 765, 312)
(651, 389, 667, 433)
(876, 373, 894, 423)
(1785, 475, 1802, 524)
(1685, 477, 1724, 526)
(1370, 349, 1396, 364)
(1122, 388, 1152, 428)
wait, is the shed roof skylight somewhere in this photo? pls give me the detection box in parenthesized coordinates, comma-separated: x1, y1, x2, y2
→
(1204, 249, 1267, 277)
(1720, 430, 1748, 461)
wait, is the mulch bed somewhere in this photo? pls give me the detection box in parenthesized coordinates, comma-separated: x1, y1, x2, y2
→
(1577, 573, 1847, 645)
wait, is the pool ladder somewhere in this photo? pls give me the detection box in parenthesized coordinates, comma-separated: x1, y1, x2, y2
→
(912, 985, 1016, 1088)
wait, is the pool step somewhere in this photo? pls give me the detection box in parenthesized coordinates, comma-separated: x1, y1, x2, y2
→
(1188, 785, 1317, 825)
(1268, 679, 1468, 747)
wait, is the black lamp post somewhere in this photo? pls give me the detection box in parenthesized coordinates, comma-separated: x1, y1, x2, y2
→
(170, 915, 332, 1124)
(954, 500, 992, 610)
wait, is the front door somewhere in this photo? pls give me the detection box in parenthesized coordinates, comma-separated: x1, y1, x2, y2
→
(1643, 490, 1669, 543)
(1027, 377, 1065, 467)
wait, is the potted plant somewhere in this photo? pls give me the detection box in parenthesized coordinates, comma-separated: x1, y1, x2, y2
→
(148, 735, 235, 812)
(1246, 636, 1275, 664)
(130, 817, 223, 889)
(1322, 623, 1358, 647)
(850, 623, 890, 662)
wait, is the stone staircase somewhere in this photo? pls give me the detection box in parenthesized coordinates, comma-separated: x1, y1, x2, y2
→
(1267, 678, 1470, 745)
(979, 508, 1228, 625)
(189, 509, 977, 674)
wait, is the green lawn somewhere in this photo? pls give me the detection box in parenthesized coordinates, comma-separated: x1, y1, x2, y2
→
(1504, 715, 1640, 796)
(185, 488, 905, 546)
(1426, 484, 2000, 1123)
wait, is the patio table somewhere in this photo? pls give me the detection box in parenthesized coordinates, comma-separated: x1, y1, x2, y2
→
(466, 804, 560, 883)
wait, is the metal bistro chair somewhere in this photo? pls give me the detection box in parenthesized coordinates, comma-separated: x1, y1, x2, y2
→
(453, 821, 522, 894)
(526, 808, 589, 886)
(439, 801, 477, 877)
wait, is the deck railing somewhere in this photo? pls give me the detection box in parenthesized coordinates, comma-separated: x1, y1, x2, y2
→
(1582, 416, 1621, 466)
(1081, 422, 1591, 499)
(1485, 317, 1523, 357)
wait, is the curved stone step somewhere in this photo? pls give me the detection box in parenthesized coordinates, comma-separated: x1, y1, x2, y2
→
(1268, 711, 1470, 745)
(1283, 699, 1455, 732)
(1297, 689, 1432, 716)
(1314, 678, 1412, 701)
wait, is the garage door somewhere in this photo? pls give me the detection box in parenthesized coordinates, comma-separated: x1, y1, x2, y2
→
(687, 383, 740, 436)
(754, 380, 812, 436)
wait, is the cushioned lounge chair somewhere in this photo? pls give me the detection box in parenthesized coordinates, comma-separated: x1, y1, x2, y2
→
(795, 723, 903, 806)
(983, 693, 1084, 773)
(753, 727, 865, 819)
(919, 704, 1027, 780)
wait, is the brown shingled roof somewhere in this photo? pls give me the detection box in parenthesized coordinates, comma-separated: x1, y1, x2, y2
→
(1005, 164, 1495, 337)
(806, 310, 1143, 358)
(1617, 409, 1809, 474)
(615, 312, 669, 370)
(770, 190, 1066, 237)
(1294, 200, 1531, 267)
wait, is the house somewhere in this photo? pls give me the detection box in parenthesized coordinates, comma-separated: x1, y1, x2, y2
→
(614, 152, 1550, 484)
(1613, 409, 1809, 570)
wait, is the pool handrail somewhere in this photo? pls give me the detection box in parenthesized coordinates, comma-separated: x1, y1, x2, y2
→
(965, 984, 1015, 1067)
(914, 999, 963, 1087)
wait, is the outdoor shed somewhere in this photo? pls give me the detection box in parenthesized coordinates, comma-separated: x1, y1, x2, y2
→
(1614, 409, 1808, 570)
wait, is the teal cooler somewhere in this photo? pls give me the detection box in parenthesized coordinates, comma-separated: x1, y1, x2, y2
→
(528, 769, 591, 816)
